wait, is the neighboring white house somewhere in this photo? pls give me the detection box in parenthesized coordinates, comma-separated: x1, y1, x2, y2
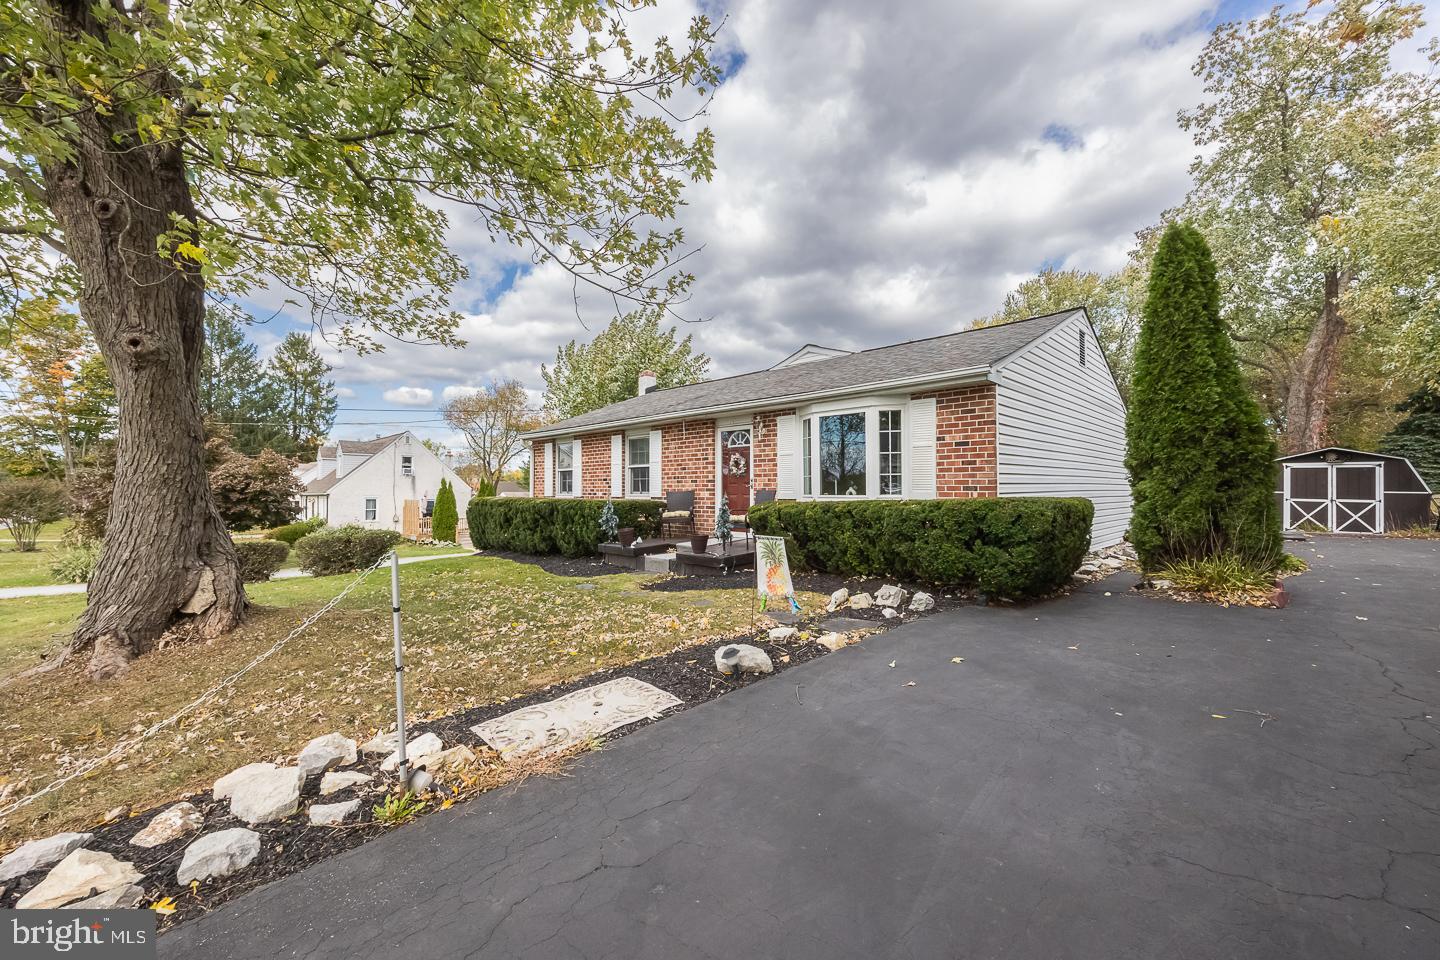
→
(300, 431, 473, 533)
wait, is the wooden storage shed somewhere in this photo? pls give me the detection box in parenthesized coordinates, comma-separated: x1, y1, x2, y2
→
(1275, 447, 1433, 534)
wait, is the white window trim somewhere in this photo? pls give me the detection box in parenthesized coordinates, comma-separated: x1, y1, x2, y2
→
(625, 431, 653, 498)
(364, 497, 378, 521)
(793, 397, 909, 501)
(556, 439, 578, 497)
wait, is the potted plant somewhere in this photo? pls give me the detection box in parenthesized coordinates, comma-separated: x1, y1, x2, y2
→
(689, 532, 709, 553)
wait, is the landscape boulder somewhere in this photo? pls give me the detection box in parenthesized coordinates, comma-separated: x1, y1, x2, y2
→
(817, 632, 849, 651)
(72, 884, 145, 909)
(875, 585, 907, 608)
(908, 592, 935, 612)
(826, 588, 850, 612)
(308, 800, 360, 827)
(16, 849, 143, 909)
(319, 771, 374, 796)
(297, 733, 358, 777)
(213, 762, 276, 800)
(0, 831, 92, 883)
(130, 802, 203, 848)
(176, 828, 261, 885)
(714, 643, 773, 676)
(882, 608, 898, 619)
(768, 626, 798, 642)
(224, 765, 305, 825)
(380, 732, 444, 772)
(848, 593, 873, 609)
(415, 744, 477, 773)
(359, 730, 400, 756)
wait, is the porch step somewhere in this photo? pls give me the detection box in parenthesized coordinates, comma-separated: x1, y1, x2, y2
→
(642, 552, 676, 574)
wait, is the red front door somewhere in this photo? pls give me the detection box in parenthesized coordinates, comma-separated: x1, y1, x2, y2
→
(721, 428, 752, 514)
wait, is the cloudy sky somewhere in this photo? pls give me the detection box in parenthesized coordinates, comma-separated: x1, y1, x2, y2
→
(237, 0, 1426, 450)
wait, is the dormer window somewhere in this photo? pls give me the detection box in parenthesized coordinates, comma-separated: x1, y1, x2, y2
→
(401, 455, 413, 476)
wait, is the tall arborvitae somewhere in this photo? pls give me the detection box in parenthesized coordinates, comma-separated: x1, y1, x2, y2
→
(1127, 223, 1281, 568)
(1126, 224, 1224, 567)
(431, 478, 458, 544)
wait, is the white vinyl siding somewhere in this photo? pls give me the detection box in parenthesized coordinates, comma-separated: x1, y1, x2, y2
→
(994, 316, 1131, 548)
(776, 414, 798, 498)
(610, 434, 623, 497)
(907, 398, 937, 499)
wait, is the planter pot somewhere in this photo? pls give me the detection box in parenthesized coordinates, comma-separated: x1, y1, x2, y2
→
(689, 534, 710, 554)
(618, 528, 636, 547)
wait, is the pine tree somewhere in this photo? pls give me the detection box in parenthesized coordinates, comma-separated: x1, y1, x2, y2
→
(1126, 223, 1280, 568)
(714, 496, 733, 547)
(599, 499, 620, 542)
(431, 478, 458, 544)
(1380, 384, 1440, 494)
(268, 333, 338, 459)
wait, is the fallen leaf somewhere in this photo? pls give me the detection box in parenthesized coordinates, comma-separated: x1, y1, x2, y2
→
(904, 681, 916, 687)
(439, 798, 455, 810)
(888, 660, 896, 668)
(1355, 616, 1368, 621)
(950, 657, 965, 664)
(151, 897, 178, 915)
(1067, 645, 1079, 651)
(1211, 714, 1228, 719)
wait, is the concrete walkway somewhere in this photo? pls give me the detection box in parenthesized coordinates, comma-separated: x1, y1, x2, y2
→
(161, 536, 1440, 960)
(0, 551, 472, 600)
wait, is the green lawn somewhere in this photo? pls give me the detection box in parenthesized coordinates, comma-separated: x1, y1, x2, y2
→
(0, 555, 822, 846)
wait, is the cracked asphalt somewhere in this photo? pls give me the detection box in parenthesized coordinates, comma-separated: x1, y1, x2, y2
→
(161, 536, 1440, 959)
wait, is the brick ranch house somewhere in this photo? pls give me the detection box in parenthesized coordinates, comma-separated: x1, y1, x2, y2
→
(523, 309, 1132, 548)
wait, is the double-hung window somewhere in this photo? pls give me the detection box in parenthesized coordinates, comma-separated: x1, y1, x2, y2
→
(364, 498, 377, 521)
(400, 455, 413, 476)
(557, 441, 575, 495)
(878, 410, 903, 495)
(801, 418, 813, 496)
(627, 436, 651, 495)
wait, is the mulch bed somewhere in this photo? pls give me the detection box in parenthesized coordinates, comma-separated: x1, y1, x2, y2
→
(472, 549, 627, 578)
(0, 577, 962, 931)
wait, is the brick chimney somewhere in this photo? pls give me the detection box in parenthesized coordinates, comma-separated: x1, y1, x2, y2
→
(638, 370, 657, 396)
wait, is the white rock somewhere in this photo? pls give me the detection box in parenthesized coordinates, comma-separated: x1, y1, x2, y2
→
(414, 745, 477, 773)
(714, 643, 773, 676)
(908, 592, 935, 612)
(882, 608, 898, 619)
(297, 733, 358, 777)
(1151, 578, 1175, 591)
(176, 828, 260, 885)
(213, 762, 277, 800)
(768, 626, 798, 642)
(1098, 557, 1125, 570)
(72, 883, 145, 909)
(848, 593, 873, 609)
(875, 585, 907, 608)
(227, 766, 305, 825)
(16, 849, 143, 909)
(0, 831, 92, 883)
(380, 732, 443, 772)
(319, 771, 374, 796)
(817, 632, 849, 651)
(359, 730, 400, 755)
(308, 800, 360, 826)
(1077, 562, 1101, 575)
(825, 588, 850, 612)
(130, 802, 203, 848)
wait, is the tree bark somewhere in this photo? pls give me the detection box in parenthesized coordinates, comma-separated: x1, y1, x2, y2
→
(1282, 268, 1348, 454)
(39, 6, 246, 679)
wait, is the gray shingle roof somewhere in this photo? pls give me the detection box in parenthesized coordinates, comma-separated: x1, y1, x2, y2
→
(527, 311, 1079, 438)
(304, 472, 341, 494)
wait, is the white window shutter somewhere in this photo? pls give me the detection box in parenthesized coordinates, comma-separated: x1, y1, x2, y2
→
(543, 442, 555, 497)
(649, 429, 663, 494)
(610, 434, 623, 497)
(776, 414, 798, 498)
(908, 399, 937, 499)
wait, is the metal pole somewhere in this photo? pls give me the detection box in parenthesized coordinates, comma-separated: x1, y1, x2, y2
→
(390, 551, 409, 788)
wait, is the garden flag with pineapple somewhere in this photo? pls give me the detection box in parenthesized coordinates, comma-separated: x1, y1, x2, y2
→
(756, 536, 801, 614)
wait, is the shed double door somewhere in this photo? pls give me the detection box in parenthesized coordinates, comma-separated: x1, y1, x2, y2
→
(1283, 462, 1384, 534)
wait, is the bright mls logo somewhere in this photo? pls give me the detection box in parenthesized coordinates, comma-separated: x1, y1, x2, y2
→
(7, 911, 155, 959)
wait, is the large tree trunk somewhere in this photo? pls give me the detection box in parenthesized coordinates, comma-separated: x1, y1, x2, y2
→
(40, 28, 246, 679)
(1283, 268, 1348, 454)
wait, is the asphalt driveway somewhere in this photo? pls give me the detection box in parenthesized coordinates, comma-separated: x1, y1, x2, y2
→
(162, 536, 1440, 960)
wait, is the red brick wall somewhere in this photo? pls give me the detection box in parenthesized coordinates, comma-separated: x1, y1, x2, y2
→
(749, 409, 793, 495)
(661, 419, 717, 533)
(579, 432, 615, 498)
(530, 441, 545, 497)
(914, 384, 997, 498)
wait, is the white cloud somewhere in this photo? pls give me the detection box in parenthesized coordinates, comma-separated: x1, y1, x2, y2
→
(335, 386, 357, 399)
(382, 386, 435, 407)
(441, 384, 485, 402)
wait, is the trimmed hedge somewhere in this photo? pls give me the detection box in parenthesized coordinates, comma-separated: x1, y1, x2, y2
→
(746, 498, 1094, 599)
(268, 516, 325, 545)
(467, 497, 662, 557)
(295, 525, 404, 576)
(234, 539, 291, 582)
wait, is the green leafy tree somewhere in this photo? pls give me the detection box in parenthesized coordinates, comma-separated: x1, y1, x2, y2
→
(208, 447, 302, 531)
(0, 475, 67, 551)
(1127, 224, 1280, 570)
(267, 334, 338, 459)
(1179, 2, 1440, 453)
(1380, 383, 1440, 493)
(1, 0, 716, 679)
(431, 478, 458, 544)
(199, 309, 286, 454)
(542, 312, 711, 418)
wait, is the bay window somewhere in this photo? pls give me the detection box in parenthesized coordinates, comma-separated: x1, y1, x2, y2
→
(799, 405, 904, 499)
(879, 410, 903, 495)
(819, 413, 866, 496)
(801, 418, 813, 496)
(557, 440, 575, 495)
(627, 435, 651, 495)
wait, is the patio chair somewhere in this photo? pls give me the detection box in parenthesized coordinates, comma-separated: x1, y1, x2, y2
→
(659, 490, 695, 538)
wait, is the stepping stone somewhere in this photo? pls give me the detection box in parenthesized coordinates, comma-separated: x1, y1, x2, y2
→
(16, 849, 143, 909)
(473, 677, 681, 760)
(319, 771, 374, 796)
(821, 616, 873, 634)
